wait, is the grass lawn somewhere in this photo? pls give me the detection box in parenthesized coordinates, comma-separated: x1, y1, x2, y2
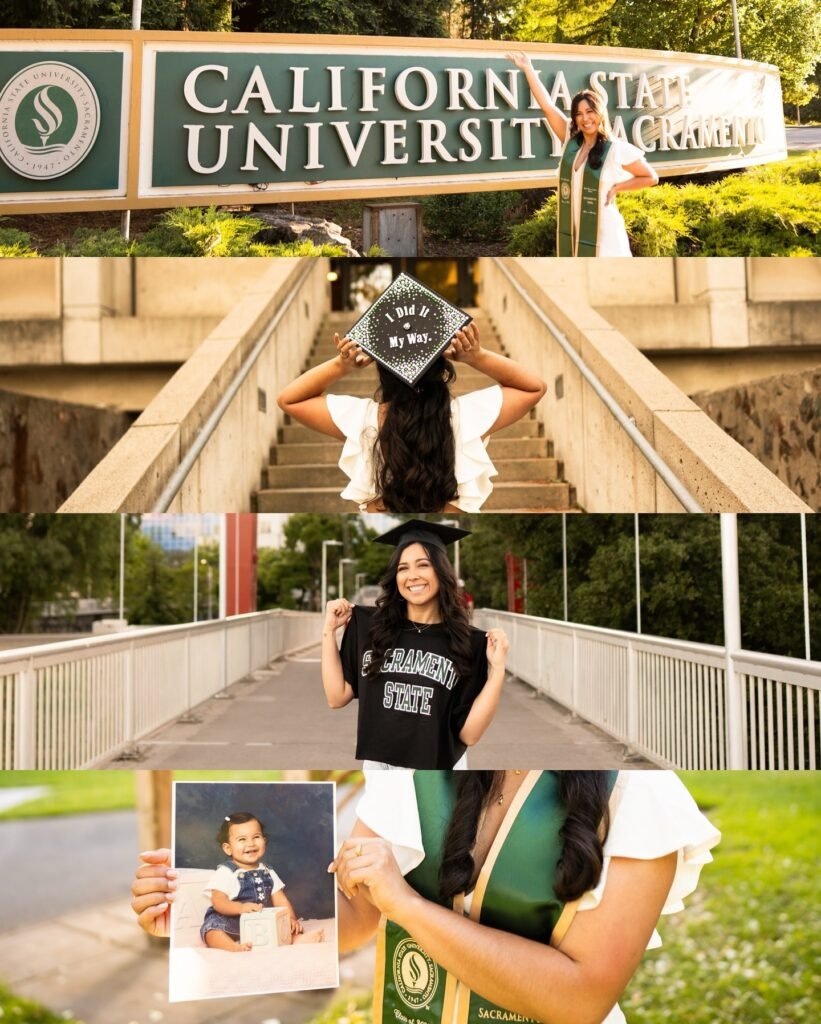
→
(621, 772, 818, 1023)
(0, 770, 282, 819)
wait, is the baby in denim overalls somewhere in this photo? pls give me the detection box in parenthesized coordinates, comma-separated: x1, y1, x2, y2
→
(200, 811, 303, 952)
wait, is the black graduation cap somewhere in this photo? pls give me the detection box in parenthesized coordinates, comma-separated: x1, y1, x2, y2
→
(374, 518, 471, 553)
(345, 272, 472, 387)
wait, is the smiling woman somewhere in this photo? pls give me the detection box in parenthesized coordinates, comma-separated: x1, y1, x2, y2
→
(320, 520, 508, 769)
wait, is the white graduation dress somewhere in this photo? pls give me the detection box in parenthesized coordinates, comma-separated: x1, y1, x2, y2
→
(326, 385, 503, 512)
(568, 136, 645, 257)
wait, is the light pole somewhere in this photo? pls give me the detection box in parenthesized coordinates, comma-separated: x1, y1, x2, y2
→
(321, 540, 343, 612)
(201, 558, 214, 620)
(193, 534, 199, 623)
(730, 0, 742, 59)
(355, 572, 367, 593)
(339, 558, 357, 601)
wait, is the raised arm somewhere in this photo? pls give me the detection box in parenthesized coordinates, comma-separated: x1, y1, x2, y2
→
(448, 322, 547, 435)
(321, 599, 356, 709)
(276, 336, 372, 439)
(506, 51, 570, 144)
(458, 628, 508, 747)
(333, 838, 677, 1024)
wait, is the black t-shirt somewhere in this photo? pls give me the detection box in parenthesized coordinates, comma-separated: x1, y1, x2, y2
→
(339, 606, 489, 769)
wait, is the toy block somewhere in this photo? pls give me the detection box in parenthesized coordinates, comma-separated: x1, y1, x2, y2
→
(240, 907, 292, 948)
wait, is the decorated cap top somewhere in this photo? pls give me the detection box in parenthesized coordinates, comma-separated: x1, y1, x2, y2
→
(345, 272, 472, 386)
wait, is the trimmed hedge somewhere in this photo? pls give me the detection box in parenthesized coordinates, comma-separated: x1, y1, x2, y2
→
(507, 154, 821, 256)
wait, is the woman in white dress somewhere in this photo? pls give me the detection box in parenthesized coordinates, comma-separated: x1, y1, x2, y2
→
(507, 52, 658, 257)
(132, 770, 719, 1024)
(276, 321, 546, 513)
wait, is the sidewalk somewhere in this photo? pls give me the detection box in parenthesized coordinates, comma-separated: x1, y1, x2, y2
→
(0, 897, 374, 1024)
(99, 646, 655, 770)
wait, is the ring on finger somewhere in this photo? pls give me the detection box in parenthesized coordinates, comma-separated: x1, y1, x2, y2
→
(355, 844, 362, 857)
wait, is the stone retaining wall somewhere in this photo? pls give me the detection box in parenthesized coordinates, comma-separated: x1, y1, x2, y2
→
(691, 367, 821, 511)
(0, 389, 131, 511)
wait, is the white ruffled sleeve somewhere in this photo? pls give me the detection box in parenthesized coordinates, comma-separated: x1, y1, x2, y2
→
(451, 386, 503, 512)
(355, 769, 425, 876)
(576, 771, 720, 949)
(613, 137, 645, 167)
(325, 394, 378, 506)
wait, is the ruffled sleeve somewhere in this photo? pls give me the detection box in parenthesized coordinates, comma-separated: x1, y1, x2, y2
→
(576, 771, 721, 948)
(451, 386, 503, 512)
(355, 769, 425, 876)
(325, 394, 379, 506)
(613, 137, 645, 168)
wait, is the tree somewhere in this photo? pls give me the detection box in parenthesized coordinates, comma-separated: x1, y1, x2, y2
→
(0, 0, 232, 30)
(511, 0, 821, 106)
(0, 514, 123, 632)
(238, 0, 449, 36)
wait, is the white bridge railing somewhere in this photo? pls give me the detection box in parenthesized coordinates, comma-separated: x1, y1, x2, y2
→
(0, 611, 321, 770)
(474, 609, 820, 770)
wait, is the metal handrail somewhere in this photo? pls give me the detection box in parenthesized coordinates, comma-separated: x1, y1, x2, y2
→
(491, 258, 704, 512)
(152, 258, 317, 511)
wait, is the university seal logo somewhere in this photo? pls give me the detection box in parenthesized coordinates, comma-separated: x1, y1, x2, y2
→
(0, 61, 100, 180)
(560, 181, 571, 200)
(392, 938, 439, 1009)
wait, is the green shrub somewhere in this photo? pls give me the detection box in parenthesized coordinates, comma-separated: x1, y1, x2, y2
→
(48, 227, 132, 257)
(0, 226, 39, 257)
(507, 195, 557, 255)
(0, 984, 81, 1024)
(423, 190, 523, 241)
(506, 155, 821, 256)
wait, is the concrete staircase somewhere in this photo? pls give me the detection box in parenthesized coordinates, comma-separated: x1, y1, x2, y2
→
(254, 309, 575, 513)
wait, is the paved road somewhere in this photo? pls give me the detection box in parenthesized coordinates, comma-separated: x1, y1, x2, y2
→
(785, 125, 821, 151)
(99, 645, 652, 770)
(0, 809, 139, 931)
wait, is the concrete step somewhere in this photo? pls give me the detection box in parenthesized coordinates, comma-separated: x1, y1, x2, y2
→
(270, 436, 551, 465)
(256, 481, 573, 513)
(263, 457, 561, 489)
(277, 418, 543, 444)
(255, 309, 575, 513)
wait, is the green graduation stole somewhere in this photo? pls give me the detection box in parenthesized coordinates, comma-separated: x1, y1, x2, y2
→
(373, 771, 618, 1024)
(556, 138, 613, 258)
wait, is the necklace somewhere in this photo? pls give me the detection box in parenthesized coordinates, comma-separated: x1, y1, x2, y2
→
(403, 619, 437, 634)
(495, 770, 524, 805)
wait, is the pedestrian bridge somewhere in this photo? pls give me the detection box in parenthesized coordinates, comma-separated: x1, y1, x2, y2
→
(1, 608, 817, 771)
(50, 257, 810, 514)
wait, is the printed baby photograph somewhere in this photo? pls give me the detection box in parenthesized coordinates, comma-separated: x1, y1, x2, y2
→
(169, 779, 338, 1002)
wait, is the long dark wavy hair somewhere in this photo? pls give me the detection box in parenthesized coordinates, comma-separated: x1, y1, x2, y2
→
(372, 356, 458, 512)
(365, 540, 473, 683)
(439, 772, 612, 902)
(569, 90, 612, 170)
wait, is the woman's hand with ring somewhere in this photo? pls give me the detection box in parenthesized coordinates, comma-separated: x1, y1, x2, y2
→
(335, 334, 373, 373)
(329, 837, 415, 921)
(445, 321, 481, 364)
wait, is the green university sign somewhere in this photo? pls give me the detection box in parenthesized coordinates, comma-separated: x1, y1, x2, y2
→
(0, 30, 787, 212)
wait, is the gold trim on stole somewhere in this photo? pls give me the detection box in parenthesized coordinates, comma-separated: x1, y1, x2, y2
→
(373, 915, 387, 1024)
(451, 771, 543, 1024)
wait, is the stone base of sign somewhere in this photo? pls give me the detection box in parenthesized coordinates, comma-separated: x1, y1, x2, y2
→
(362, 203, 422, 257)
(251, 212, 358, 255)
